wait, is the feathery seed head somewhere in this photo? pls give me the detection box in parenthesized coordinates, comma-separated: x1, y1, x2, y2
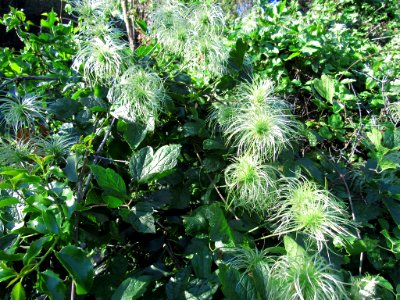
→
(269, 254, 348, 300)
(36, 134, 76, 160)
(224, 104, 296, 161)
(189, 3, 225, 34)
(0, 138, 34, 167)
(108, 67, 166, 123)
(225, 155, 278, 213)
(350, 275, 382, 300)
(0, 94, 45, 133)
(227, 247, 272, 275)
(272, 177, 355, 250)
(72, 36, 126, 86)
(388, 101, 400, 124)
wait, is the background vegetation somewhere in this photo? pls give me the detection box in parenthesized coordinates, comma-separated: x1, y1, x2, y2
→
(0, 0, 399, 299)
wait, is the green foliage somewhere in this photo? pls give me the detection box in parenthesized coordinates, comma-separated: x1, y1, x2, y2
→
(0, 0, 400, 299)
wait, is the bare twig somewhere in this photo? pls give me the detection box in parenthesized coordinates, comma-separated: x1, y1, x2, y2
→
(0, 75, 59, 90)
(71, 117, 116, 300)
(121, 0, 135, 51)
(193, 146, 238, 219)
(322, 152, 364, 276)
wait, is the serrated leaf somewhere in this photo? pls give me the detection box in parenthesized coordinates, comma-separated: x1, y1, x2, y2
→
(129, 145, 181, 183)
(314, 75, 335, 103)
(111, 275, 152, 300)
(55, 246, 93, 295)
(39, 270, 67, 300)
(119, 203, 155, 233)
(11, 281, 25, 300)
(90, 165, 126, 194)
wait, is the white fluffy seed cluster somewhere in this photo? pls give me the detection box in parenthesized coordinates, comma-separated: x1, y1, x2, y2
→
(215, 78, 355, 298)
(149, 0, 230, 79)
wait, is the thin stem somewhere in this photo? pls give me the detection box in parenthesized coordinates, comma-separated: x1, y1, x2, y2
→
(255, 227, 302, 241)
(121, 0, 135, 51)
(0, 75, 59, 90)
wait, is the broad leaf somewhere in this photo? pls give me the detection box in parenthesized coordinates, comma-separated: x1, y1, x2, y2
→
(90, 165, 127, 194)
(284, 236, 307, 258)
(63, 155, 79, 183)
(111, 275, 152, 300)
(23, 236, 51, 266)
(191, 244, 212, 279)
(166, 267, 191, 300)
(0, 263, 16, 283)
(314, 74, 335, 103)
(205, 203, 235, 246)
(11, 281, 26, 300)
(0, 197, 19, 209)
(219, 264, 257, 300)
(55, 246, 93, 295)
(42, 211, 59, 234)
(383, 198, 400, 225)
(120, 203, 155, 233)
(184, 278, 219, 300)
(38, 270, 67, 300)
(130, 145, 181, 183)
(123, 122, 147, 150)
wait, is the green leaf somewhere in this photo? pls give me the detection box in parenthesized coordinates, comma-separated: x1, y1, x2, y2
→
(55, 246, 93, 295)
(23, 236, 51, 266)
(130, 145, 181, 183)
(314, 75, 335, 103)
(90, 165, 127, 194)
(379, 152, 400, 171)
(184, 278, 219, 299)
(40, 11, 57, 29)
(0, 197, 19, 208)
(11, 281, 26, 300)
(253, 262, 270, 299)
(383, 198, 400, 225)
(191, 245, 212, 279)
(63, 155, 79, 183)
(203, 138, 225, 150)
(0, 263, 16, 282)
(103, 195, 123, 208)
(204, 203, 235, 246)
(123, 122, 147, 150)
(328, 114, 344, 129)
(111, 275, 152, 300)
(120, 203, 155, 233)
(0, 251, 24, 261)
(219, 264, 257, 300)
(38, 270, 67, 300)
(42, 211, 59, 234)
(284, 236, 307, 258)
(367, 128, 383, 149)
(166, 267, 191, 300)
